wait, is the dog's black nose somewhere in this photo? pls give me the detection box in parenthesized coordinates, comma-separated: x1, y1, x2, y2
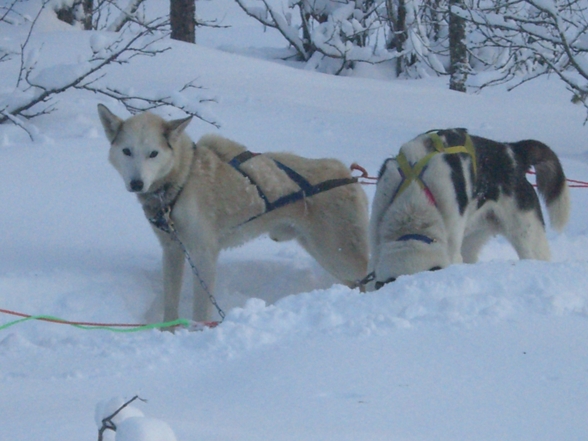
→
(130, 179, 144, 192)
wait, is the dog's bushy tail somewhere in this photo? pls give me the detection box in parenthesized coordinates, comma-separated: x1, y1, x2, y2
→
(512, 140, 570, 231)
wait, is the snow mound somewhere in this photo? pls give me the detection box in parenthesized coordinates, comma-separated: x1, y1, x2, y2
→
(96, 397, 177, 441)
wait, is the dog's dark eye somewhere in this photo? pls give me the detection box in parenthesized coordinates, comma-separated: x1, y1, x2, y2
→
(149, 151, 159, 158)
(122, 148, 132, 157)
(429, 266, 442, 272)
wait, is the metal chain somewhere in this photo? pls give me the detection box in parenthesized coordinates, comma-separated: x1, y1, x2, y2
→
(168, 225, 226, 321)
(154, 202, 226, 321)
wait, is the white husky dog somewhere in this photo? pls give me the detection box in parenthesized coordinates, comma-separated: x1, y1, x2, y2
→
(365, 128, 570, 290)
(97, 105, 369, 322)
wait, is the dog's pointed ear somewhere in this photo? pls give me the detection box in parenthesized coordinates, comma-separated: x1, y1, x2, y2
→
(164, 116, 192, 144)
(97, 104, 124, 143)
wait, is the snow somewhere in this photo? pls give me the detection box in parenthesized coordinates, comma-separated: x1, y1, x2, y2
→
(115, 418, 177, 441)
(95, 397, 178, 441)
(1, 1, 588, 440)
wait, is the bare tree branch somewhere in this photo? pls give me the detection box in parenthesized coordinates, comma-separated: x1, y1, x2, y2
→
(1, 20, 167, 124)
(16, 0, 50, 88)
(0, 110, 36, 141)
(452, 0, 588, 120)
(82, 79, 220, 127)
(0, 2, 219, 129)
(106, 0, 149, 32)
(0, 0, 22, 25)
(97, 395, 146, 441)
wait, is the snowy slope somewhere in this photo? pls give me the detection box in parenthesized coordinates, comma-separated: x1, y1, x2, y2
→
(1, 2, 588, 440)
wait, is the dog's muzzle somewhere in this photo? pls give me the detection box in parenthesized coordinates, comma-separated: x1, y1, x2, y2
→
(130, 179, 144, 192)
(374, 278, 396, 290)
(361, 265, 443, 290)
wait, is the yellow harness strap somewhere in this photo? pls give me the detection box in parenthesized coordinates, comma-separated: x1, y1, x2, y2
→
(395, 150, 438, 198)
(428, 131, 477, 175)
(392, 131, 477, 204)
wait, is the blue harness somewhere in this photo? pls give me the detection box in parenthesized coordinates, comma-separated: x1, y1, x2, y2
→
(228, 150, 358, 225)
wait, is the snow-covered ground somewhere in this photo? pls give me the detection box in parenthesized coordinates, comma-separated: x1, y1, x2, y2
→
(1, 2, 588, 440)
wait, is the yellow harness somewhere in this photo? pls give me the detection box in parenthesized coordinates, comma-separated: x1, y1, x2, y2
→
(392, 131, 477, 204)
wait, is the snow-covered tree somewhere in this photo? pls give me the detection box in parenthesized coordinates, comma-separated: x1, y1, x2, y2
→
(54, 0, 151, 32)
(233, 0, 471, 80)
(55, 0, 94, 29)
(458, 0, 588, 117)
(235, 0, 398, 74)
(381, 0, 447, 77)
(0, 1, 217, 138)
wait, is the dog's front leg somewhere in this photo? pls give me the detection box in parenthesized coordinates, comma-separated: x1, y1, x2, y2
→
(188, 242, 219, 322)
(161, 240, 185, 323)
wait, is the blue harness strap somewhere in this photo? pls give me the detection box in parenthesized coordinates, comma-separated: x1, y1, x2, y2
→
(396, 233, 436, 244)
(228, 150, 259, 168)
(228, 150, 272, 210)
(228, 150, 358, 225)
(273, 161, 315, 194)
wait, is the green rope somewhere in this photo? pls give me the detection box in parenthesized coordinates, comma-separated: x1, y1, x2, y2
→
(0, 315, 192, 332)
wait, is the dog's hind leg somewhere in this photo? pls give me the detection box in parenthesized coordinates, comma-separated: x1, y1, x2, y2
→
(296, 212, 369, 287)
(269, 223, 297, 242)
(498, 201, 551, 261)
(298, 233, 368, 287)
(461, 228, 494, 263)
(507, 217, 550, 260)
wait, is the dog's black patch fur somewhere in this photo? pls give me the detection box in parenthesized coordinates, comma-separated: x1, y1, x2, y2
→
(443, 153, 469, 215)
(438, 129, 563, 226)
(377, 158, 393, 180)
(511, 139, 567, 205)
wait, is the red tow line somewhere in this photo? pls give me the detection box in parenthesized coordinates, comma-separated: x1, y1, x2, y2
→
(527, 170, 588, 188)
(2, 167, 586, 331)
(351, 163, 378, 184)
(352, 163, 588, 189)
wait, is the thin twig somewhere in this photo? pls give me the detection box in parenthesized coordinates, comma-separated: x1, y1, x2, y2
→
(97, 395, 146, 441)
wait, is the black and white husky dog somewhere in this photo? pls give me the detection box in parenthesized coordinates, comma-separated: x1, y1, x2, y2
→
(365, 128, 570, 290)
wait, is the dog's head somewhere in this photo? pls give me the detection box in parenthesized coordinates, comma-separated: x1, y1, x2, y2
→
(368, 238, 451, 291)
(97, 104, 192, 194)
(366, 179, 452, 290)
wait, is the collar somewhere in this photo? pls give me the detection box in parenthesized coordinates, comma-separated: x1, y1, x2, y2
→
(143, 143, 197, 233)
(396, 233, 436, 244)
(145, 183, 184, 233)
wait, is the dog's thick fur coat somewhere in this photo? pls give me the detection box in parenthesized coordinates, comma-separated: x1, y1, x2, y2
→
(367, 128, 570, 290)
(97, 105, 369, 322)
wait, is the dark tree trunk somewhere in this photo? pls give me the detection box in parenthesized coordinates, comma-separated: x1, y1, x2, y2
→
(448, 0, 467, 92)
(386, 0, 408, 77)
(170, 0, 195, 43)
(386, 0, 420, 78)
